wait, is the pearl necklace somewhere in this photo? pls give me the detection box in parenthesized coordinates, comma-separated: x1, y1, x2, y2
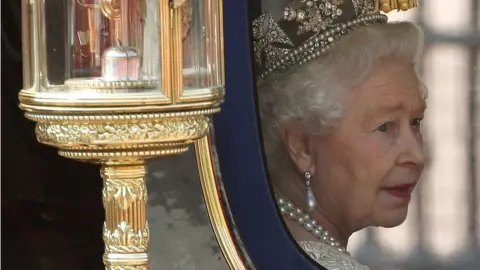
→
(277, 196, 349, 255)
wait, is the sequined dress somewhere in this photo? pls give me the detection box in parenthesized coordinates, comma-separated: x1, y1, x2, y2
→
(298, 241, 370, 270)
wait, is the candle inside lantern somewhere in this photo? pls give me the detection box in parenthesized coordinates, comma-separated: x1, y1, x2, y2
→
(102, 46, 141, 81)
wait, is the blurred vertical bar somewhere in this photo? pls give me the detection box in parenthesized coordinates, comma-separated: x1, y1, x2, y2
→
(403, 5, 441, 268)
(416, 2, 427, 251)
(65, 0, 73, 79)
(467, 0, 479, 250)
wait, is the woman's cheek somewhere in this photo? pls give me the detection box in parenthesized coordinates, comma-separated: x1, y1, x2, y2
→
(366, 133, 396, 156)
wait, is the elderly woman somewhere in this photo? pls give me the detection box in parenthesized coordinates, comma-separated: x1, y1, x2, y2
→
(254, 0, 427, 269)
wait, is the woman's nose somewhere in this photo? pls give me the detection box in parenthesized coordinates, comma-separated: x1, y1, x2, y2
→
(397, 130, 427, 167)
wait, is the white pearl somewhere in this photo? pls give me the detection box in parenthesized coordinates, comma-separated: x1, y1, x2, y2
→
(306, 188, 317, 210)
(277, 196, 348, 255)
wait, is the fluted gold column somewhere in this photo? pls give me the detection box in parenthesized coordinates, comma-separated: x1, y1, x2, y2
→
(101, 162, 149, 270)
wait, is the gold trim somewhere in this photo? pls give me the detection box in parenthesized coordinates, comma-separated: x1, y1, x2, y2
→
(19, 101, 223, 114)
(61, 142, 185, 150)
(176, 87, 225, 103)
(171, 4, 184, 103)
(19, 88, 225, 113)
(219, 0, 225, 86)
(195, 136, 248, 270)
(64, 79, 160, 90)
(18, 87, 223, 108)
(25, 108, 220, 122)
(160, 0, 174, 101)
(60, 147, 188, 160)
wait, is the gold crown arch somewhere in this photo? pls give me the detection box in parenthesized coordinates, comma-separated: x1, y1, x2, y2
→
(19, 0, 224, 269)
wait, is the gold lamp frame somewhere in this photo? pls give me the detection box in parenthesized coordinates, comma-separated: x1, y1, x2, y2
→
(18, 0, 247, 269)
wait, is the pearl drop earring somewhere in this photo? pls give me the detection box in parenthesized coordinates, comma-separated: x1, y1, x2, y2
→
(304, 171, 317, 211)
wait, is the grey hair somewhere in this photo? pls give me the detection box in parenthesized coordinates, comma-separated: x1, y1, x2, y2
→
(257, 22, 427, 180)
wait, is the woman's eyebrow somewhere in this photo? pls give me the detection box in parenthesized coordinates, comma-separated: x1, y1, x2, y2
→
(367, 97, 426, 117)
(367, 102, 404, 117)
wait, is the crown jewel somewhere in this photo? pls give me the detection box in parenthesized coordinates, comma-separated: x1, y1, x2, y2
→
(253, 0, 418, 79)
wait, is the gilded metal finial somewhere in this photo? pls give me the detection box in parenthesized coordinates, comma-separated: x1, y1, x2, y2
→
(377, 0, 419, 13)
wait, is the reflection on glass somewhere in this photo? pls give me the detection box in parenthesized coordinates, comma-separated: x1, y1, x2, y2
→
(147, 149, 229, 269)
(21, 0, 34, 90)
(22, 0, 161, 93)
(182, 0, 221, 90)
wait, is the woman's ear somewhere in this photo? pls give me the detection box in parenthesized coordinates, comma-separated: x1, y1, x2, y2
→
(283, 122, 315, 175)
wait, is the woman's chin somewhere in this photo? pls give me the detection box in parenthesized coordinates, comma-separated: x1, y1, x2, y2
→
(376, 208, 409, 228)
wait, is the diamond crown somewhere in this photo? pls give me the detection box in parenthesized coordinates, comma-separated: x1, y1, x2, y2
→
(252, 0, 418, 79)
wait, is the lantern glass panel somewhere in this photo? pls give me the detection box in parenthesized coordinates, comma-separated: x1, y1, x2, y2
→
(182, 0, 222, 91)
(22, 0, 163, 95)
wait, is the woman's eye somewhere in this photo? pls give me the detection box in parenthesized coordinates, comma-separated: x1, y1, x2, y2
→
(376, 122, 389, 132)
(411, 118, 423, 128)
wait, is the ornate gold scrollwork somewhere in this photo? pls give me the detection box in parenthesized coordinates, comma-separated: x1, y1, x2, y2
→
(76, 0, 120, 20)
(34, 117, 209, 146)
(102, 178, 148, 211)
(26, 110, 217, 150)
(103, 222, 149, 253)
(100, 0, 121, 20)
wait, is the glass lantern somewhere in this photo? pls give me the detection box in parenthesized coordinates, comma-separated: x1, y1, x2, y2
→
(20, 0, 223, 108)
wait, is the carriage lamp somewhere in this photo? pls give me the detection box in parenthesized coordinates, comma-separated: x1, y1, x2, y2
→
(19, 0, 224, 268)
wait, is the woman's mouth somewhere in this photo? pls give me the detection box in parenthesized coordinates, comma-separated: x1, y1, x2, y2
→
(382, 184, 415, 199)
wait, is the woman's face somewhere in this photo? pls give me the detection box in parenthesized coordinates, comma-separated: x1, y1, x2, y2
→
(300, 59, 426, 232)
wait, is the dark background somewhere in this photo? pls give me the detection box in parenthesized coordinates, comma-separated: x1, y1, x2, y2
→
(2, 1, 105, 269)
